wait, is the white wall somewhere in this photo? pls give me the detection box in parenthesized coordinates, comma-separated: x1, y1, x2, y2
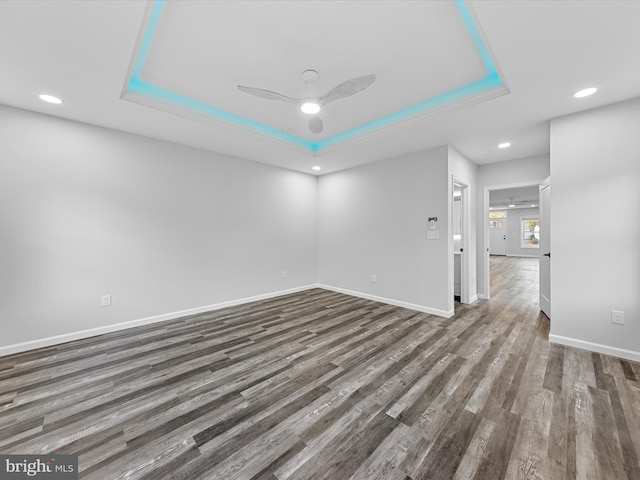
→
(550, 97, 640, 360)
(0, 105, 318, 352)
(504, 207, 540, 257)
(317, 146, 451, 316)
(476, 154, 550, 297)
(478, 154, 550, 187)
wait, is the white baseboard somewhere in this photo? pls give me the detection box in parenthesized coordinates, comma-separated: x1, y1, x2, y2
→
(549, 334, 640, 362)
(477, 293, 488, 300)
(0, 285, 318, 358)
(467, 294, 479, 303)
(317, 284, 453, 318)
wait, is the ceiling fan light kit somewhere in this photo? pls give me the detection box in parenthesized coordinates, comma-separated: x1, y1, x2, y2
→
(301, 102, 321, 115)
(237, 72, 376, 135)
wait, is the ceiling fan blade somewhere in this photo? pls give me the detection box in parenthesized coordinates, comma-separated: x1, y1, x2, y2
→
(319, 74, 376, 106)
(309, 116, 323, 134)
(237, 85, 298, 103)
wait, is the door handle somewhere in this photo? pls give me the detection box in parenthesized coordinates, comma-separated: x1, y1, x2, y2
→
(543, 252, 551, 257)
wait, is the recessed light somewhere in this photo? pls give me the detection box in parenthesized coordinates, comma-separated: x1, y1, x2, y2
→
(573, 87, 597, 98)
(283, 128, 294, 134)
(509, 204, 515, 208)
(301, 102, 320, 115)
(312, 166, 321, 171)
(498, 142, 511, 149)
(39, 94, 63, 104)
(531, 204, 537, 207)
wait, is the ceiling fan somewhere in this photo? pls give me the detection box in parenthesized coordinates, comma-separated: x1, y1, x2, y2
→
(237, 70, 376, 135)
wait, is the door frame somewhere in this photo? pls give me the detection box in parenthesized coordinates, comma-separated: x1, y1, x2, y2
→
(452, 176, 472, 309)
(480, 179, 546, 300)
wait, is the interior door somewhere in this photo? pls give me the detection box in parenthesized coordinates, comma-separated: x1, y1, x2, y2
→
(489, 218, 506, 255)
(539, 177, 551, 318)
(453, 181, 470, 304)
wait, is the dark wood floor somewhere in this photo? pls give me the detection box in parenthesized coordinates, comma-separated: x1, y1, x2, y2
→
(1, 256, 640, 479)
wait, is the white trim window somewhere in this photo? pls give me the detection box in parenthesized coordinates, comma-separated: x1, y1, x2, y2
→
(521, 216, 540, 249)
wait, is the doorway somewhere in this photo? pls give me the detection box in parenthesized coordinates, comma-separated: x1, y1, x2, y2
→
(482, 181, 545, 302)
(452, 177, 472, 311)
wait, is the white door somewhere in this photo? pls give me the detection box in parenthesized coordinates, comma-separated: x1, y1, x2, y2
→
(489, 218, 506, 255)
(539, 177, 551, 318)
(453, 180, 471, 305)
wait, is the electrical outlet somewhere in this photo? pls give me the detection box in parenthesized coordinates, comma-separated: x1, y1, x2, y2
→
(371, 274, 377, 283)
(611, 310, 624, 325)
(282, 270, 287, 279)
(101, 295, 112, 307)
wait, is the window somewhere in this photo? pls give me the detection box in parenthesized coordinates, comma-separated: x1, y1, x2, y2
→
(489, 211, 506, 229)
(521, 216, 540, 248)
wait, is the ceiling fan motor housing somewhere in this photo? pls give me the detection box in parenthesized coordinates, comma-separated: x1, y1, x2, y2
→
(302, 70, 319, 85)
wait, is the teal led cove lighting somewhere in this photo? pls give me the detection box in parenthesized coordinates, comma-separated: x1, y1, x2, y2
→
(124, 0, 504, 154)
(127, 75, 318, 151)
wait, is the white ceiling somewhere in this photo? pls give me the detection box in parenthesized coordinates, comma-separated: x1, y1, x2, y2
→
(1, 1, 639, 175)
(123, 1, 505, 149)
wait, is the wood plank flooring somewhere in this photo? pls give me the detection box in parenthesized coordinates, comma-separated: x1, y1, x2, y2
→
(1, 255, 640, 479)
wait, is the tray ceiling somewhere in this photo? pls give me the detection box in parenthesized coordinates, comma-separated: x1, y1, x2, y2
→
(122, 0, 507, 154)
(1, 1, 640, 174)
